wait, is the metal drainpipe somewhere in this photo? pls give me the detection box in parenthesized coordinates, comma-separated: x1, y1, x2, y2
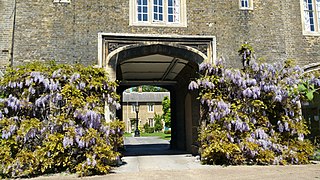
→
(10, 0, 17, 67)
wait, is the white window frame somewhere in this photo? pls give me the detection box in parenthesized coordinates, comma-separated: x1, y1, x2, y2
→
(129, 0, 187, 27)
(301, 0, 320, 36)
(239, 0, 253, 10)
(131, 104, 137, 112)
(148, 103, 154, 112)
(149, 118, 154, 127)
(53, 0, 71, 3)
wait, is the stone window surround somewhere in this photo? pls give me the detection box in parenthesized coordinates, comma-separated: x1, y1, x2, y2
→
(239, 0, 253, 10)
(129, 0, 187, 27)
(300, 0, 320, 36)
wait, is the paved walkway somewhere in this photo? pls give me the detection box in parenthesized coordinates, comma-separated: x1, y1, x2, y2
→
(29, 137, 320, 180)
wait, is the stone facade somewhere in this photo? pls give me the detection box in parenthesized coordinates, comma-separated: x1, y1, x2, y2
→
(1, 1, 320, 68)
(0, 0, 14, 69)
(122, 92, 170, 133)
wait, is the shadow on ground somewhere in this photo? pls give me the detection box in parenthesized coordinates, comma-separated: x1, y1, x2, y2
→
(123, 143, 188, 156)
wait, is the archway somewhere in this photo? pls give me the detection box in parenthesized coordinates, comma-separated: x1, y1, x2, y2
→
(99, 33, 216, 152)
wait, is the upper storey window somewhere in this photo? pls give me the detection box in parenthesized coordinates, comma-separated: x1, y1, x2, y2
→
(53, 0, 70, 3)
(130, 0, 187, 27)
(302, 0, 320, 35)
(239, 0, 253, 10)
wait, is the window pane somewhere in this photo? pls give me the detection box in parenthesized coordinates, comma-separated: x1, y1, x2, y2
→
(138, 14, 142, 21)
(168, 0, 180, 23)
(304, 0, 316, 32)
(138, 6, 141, 12)
(143, 7, 148, 13)
(153, 0, 163, 22)
(143, 0, 147, 5)
(143, 14, 148, 21)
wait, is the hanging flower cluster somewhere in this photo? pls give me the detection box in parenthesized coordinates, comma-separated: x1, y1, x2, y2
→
(0, 62, 123, 178)
(190, 59, 316, 165)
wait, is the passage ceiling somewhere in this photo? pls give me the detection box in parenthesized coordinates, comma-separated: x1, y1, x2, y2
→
(119, 54, 188, 81)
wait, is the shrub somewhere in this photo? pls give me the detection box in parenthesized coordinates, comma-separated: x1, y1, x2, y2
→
(164, 130, 171, 134)
(143, 123, 155, 133)
(189, 59, 317, 165)
(154, 113, 163, 132)
(0, 62, 123, 178)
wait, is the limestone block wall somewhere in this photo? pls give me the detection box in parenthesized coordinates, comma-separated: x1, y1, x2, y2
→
(122, 102, 163, 132)
(0, 0, 14, 69)
(1, 0, 320, 68)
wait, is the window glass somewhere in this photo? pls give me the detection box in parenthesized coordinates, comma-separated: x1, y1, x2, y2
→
(168, 0, 180, 23)
(137, 0, 148, 22)
(153, 0, 164, 22)
(130, 0, 186, 26)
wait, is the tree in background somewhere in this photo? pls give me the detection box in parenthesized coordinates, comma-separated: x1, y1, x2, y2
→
(162, 96, 171, 128)
(130, 85, 168, 92)
(154, 113, 163, 132)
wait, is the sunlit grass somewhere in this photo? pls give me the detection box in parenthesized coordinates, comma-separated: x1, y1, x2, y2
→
(124, 132, 171, 140)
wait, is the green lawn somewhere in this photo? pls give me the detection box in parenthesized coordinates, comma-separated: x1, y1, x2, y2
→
(124, 132, 171, 140)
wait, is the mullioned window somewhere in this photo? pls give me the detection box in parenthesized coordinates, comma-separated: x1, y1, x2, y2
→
(130, 0, 187, 27)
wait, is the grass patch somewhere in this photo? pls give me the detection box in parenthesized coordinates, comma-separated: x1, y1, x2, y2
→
(123, 132, 171, 140)
(313, 148, 320, 161)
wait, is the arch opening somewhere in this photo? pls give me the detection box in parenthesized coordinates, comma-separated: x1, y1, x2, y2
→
(107, 43, 205, 154)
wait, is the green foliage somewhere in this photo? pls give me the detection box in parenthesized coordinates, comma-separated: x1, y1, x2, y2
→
(154, 113, 163, 132)
(143, 122, 155, 133)
(162, 96, 171, 128)
(238, 42, 254, 68)
(0, 61, 123, 178)
(131, 85, 168, 92)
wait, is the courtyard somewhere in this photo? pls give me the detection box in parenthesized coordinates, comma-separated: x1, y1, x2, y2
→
(27, 137, 320, 180)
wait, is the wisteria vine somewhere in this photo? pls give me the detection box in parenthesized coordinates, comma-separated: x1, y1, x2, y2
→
(189, 59, 317, 165)
(0, 62, 124, 178)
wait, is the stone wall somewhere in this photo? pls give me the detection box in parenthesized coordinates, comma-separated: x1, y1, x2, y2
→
(122, 102, 163, 133)
(1, 0, 320, 68)
(0, 0, 14, 69)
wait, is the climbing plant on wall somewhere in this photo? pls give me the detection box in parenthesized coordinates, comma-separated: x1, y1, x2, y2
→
(189, 57, 318, 165)
(0, 62, 124, 178)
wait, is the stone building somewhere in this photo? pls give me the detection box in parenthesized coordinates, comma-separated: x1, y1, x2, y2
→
(1, 0, 320, 152)
(122, 92, 170, 133)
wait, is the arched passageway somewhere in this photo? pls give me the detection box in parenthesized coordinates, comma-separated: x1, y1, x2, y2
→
(99, 34, 216, 153)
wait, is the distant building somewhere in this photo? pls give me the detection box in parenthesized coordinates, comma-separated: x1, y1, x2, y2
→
(122, 92, 170, 133)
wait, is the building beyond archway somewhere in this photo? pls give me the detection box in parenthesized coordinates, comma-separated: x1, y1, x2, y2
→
(99, 33, 216, 153)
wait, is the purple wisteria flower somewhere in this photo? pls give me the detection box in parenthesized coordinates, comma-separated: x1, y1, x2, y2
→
(255, 128, 268, 140)
(188, 81, 199, 90)
(277, 121, 284, 133)
(63, 136, 74, 148)
(1, 125, 17, 139)
(70, 73, 81, 83)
